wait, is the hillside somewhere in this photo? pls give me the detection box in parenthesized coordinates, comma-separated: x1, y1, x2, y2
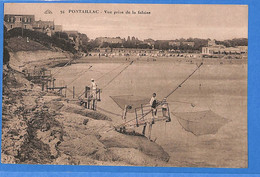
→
(4, 36, 75, 72)
(7, 37, 49, 52)
(6, 28, 77, 54)
(1, 66, 170, 166)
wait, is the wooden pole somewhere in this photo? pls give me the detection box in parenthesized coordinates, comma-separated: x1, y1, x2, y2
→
(135, 108, 139, 127)
(141, 104, 144, 117)
(46, 80, 48, 92)
(85, 86, 89, 98)
(122, 105, 127, 122)
(148, 123, 153, 140)
(73, 86, 75, 99)
(98, 89, 101, 101)
(52, 79, 55, 91)
(142, 123, 146, 135)
(164, 62, 203, 99)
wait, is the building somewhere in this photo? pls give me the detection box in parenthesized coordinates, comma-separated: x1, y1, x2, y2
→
(112, 48, 155, 56)
(4, 14, 64, 37)
(32, 20, 55, 36)
(4, 14, 35, 30)
(237, 46, 248, 54)
(169, 41, 195, 47)
(89, 47, 161, 57)
(111, 48, 160, 56)
(96, 37, 124, 44)
(144, 38, 155, 45)
(169, 41, 181, 46)
(64, 30, 78, 36)
(202, 39, 247, 55)
(208, 39, 216, 46)
(202, 46, 242, 55)
(54, 25, 62, 32)
(33, 20, 54, 30)
(182, 41, 195, 47)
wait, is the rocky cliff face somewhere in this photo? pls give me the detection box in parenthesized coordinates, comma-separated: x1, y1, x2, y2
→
(1, 66, 170, 166)
(9, 50, 71, 72)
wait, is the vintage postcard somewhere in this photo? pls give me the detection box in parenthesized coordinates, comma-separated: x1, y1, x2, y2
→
(2, 3, 247, 168)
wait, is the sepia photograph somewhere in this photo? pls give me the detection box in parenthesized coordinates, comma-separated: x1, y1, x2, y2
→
(2, 3, 248, 168)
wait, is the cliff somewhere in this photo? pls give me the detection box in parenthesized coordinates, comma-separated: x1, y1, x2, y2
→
(1, 54, 170, 166)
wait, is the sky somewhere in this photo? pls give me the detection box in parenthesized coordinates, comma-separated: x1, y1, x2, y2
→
(4, 3, 248, 40)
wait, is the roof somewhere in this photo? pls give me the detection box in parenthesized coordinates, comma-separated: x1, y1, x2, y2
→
(4, 14, 35, 17)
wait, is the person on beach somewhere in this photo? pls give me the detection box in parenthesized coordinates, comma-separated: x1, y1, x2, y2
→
(150, 93, 157, 124)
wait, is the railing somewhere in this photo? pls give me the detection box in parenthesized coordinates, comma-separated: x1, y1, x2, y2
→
(134, 103, 170, 126)
(84, 86, 101, 101)
(26, 69, 52, 79)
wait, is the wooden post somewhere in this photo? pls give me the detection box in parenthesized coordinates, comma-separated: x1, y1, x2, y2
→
(85, 86, 91, 109)
(52, 79, 55, 91)
(142, 123, 146, 135)
(148, 123, 153, 140)
(42, 82, 44, 91)
(135, 108, 139, 127)
(92, 99, 95, 110)
(122, 105, 127, 122)
(85, 86, 89, 98)
(141, 104, 144, 117)
(88, 101, 90, 109)
(98, 89, 101, 101)
(46, 81, 48, 92)
(167, 103, 170, 118)
(49, 79, 51, 88)
(73, 86, 75, 99)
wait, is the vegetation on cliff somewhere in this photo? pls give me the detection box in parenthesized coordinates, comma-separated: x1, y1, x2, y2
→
(5, 26, 77, 54)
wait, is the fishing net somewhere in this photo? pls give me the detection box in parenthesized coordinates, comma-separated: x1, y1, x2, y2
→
(172, 110, 229, 136)
(110, 95, 150, 113)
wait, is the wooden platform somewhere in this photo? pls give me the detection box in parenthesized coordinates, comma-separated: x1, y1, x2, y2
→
(115, 116, 170, 129)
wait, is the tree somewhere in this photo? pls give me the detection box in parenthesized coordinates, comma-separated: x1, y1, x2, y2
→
(101, 42, 109, 48)
(78, 33, 89, 45)
(3, 25, 10, 65)
(53, 32, 69, 40)
(3, 47, 10, 65)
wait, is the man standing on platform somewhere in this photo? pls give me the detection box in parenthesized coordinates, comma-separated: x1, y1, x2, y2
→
(150, 93, 157, 124)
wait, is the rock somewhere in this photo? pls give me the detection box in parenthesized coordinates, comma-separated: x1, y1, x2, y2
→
(1, 153, 17, 164)
(44, 101, 64, 111)
(61, 104, 111, 121)
(109, 147, 167, 166)
(83, 119, 89, 125)
(99, 131, 170, 162)
(49, 139, 60, 158)
(58, 135, 105, 157)
(41, 122, 50, 132)
(53, 154, 73, 165)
